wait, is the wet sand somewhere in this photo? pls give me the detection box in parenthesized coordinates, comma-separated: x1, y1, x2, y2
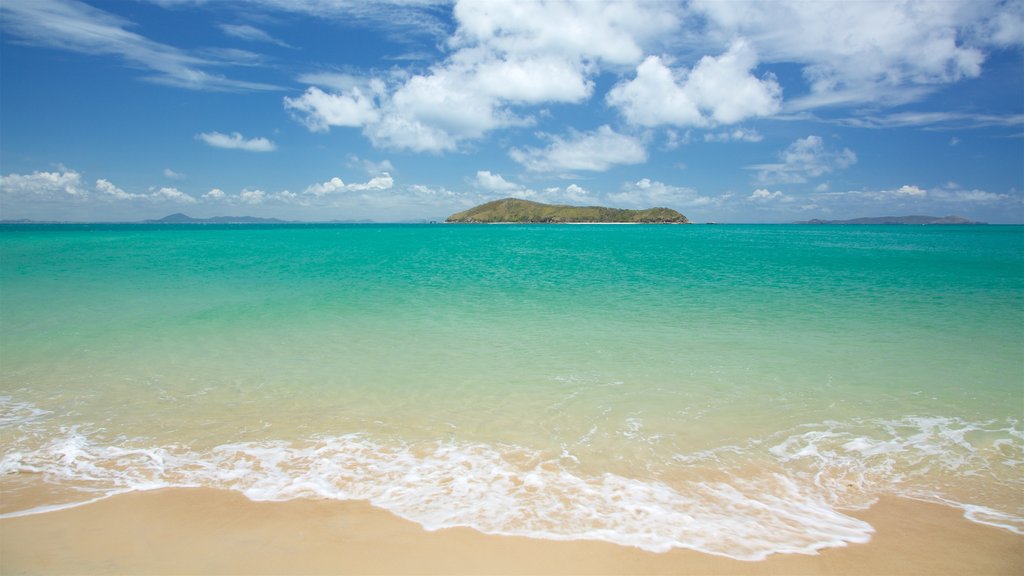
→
(1, 487, 1021, 575)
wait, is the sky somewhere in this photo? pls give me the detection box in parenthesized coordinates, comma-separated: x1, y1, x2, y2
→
(0, 0, 1022, 223)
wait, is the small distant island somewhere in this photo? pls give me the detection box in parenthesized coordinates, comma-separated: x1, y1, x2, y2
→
(144, 213, 291, 224)
(446, 198, 688, 224)
(795, 215, 984, 225)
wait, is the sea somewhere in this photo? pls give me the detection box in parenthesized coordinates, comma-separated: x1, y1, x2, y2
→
(1, 223, 1021, 560)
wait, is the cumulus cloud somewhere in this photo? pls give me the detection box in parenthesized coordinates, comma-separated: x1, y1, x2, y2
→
(163, 168, 185, 180)
(894, 184, 927, 198)
(204, 188, 226, 200)
(364, 113, 461, 154)
(510, 125, 647, 173)
(96, 178, 144, 200)
(284, 86, 381, 132)
(152, 186, 196, 204)
(689, 0, 999, 109)
(0, 169, 86, 198)
(473, 171, 521, 192)
(751, 135, 857, 184)
(348, 173, 394, 191)
(304, 173, 394, 196)
(197, 131, 277, 152)
(236, 189, 264, 204)
(607, 40, 781, 128)
(285, 0, 676, 153)
(608, 178, 717, 208)
(562, 183, 591, 203)
(749, 188, 788, 202)
(451, 1, 675, 66)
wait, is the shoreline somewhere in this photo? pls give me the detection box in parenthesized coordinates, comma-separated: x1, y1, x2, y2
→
(2, 487, 1021, 575)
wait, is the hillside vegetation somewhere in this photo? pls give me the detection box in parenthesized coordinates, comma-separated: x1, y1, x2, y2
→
(446, 198, 688, 223)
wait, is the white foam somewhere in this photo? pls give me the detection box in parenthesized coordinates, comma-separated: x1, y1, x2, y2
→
(2, 406, 1021, 561)
(0, 396, 51, 428)
(1, 425, 877, 560)
(764, 416, 1024, 518)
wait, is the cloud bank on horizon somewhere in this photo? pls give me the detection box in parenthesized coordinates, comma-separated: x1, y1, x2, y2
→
(0, 0, 1022, 222)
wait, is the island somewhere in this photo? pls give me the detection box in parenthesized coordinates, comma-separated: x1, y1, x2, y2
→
(144, 213, 290, 224)
(446, 198, 688, 224)
(795, 215, 984, 225)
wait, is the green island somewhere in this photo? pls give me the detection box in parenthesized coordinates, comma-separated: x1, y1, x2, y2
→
(446, 198, 688, 224)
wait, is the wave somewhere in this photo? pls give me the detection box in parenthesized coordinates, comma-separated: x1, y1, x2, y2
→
(1, 398, 1021, 560)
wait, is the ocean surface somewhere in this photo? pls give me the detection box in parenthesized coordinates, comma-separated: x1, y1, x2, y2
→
(1, 223, 1021, 560)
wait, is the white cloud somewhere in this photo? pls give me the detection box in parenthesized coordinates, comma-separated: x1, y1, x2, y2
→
(304, 173, 394, 196)
(751, 135, 857, 184)
(664, 129, 692, 150)
(96, 178, 143, 200)
(284, 86, 381, 132)
(197, 131, 277, 152)
(215, 0, 453, 41)
(199, 187, 301, 206)
(510, 125, 647, 173)
(0, 0, 277, 91)
(749, 188, 787, 202)
(473, 171, 521, 192)
(451, 0, 676, 67)
(689, 0, 999, 109)
(894, 185, 927, 198)
(348, 173, 394, 191)
(285, 0, 679, 153)
(836, 111, 1024, 130)
(809, 182, 1015, 208)
(981, 1, 1024, 47)
(607, 40, 781, 128)
(0, 169, 87, 198)
(364, 113, 460, 154)
(608, 178, 717, 208)
(152, 186, 196, 204)
(563, 183, 590, 203)
(467, 53, 594, 105)
(386, 67, 525, 139)
(705, 128, 763, 143)
(305, 177, 346, 197)
(163, 168, 185, 180)
(346, 155, 395, 176)
(941, 190, 1009, 203)
(219, 23, 291, 47)
(238, 188, 266, 204)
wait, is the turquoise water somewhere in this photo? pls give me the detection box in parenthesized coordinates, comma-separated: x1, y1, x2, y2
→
(1, 224, 1022, 559)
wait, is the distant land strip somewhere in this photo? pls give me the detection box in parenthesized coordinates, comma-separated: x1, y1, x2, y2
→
(794, 215, 984, 225)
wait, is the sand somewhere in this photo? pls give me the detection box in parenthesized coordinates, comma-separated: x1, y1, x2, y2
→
(1, 487, 1021, 575)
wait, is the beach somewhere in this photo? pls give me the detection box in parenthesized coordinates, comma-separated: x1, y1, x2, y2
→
(1, 223, 1022, 573)
(1, 487, 1021, 575)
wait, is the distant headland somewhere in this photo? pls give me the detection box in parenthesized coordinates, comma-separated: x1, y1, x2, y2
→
(794, 215, 984, 225)
(446, 198, 688, 224)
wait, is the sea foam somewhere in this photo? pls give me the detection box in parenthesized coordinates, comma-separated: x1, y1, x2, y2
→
(2, 399, 1022, 560)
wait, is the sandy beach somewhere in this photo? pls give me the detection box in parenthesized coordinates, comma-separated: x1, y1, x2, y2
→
(1, 487, 1021, 575)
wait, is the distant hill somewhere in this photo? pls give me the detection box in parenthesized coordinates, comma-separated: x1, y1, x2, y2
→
(145, 213, 290, 224)
(446, 198, 688, 224)
(795, 215, 984, 225)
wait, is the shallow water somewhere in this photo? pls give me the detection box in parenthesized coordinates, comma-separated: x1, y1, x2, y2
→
(1, 223, 1021, 559)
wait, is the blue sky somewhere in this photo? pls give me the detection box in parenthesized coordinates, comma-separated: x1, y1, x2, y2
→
(1, 0, 1022, 223)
